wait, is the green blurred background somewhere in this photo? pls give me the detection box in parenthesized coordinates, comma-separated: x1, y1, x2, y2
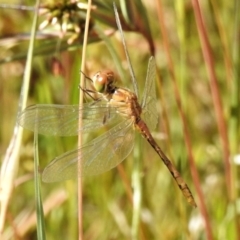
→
(0, 0, 239, 239)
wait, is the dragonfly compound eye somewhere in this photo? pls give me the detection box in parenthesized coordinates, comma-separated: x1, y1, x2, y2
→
(93, 70, 115, 93)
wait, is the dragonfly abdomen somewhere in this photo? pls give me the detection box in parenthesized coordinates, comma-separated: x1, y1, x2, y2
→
(136, 119, 197, 207)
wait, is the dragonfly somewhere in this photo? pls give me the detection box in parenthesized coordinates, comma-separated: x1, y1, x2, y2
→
(17, 4, 196, 207)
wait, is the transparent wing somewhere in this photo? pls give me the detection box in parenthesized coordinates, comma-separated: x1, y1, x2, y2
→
(17, 102, 121, 136)
(42, 120, 134, 182)
(141, 57, 158, 130)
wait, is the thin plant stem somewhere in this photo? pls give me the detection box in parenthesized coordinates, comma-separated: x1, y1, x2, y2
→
(78, 0, 92, 239)
(190, 0, 231, 197)
(230, 0, 240, 238)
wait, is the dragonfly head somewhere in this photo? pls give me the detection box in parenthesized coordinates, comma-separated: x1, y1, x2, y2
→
(92, 70, 115, 94)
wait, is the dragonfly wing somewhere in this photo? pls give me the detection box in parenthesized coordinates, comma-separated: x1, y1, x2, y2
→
(141, 57, 158, 130)
(17, 102, 121, 136)
(42, 120, 134, 182)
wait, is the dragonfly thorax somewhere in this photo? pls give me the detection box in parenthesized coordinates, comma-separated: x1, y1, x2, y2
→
(110, 87, 142, 123)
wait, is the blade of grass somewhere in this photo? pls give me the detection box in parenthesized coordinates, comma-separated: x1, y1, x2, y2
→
(113, 3, 150, 239)
(0, 0, 40, 235)
(34, 132, 46, 240)
(113, 3, 139, 98)
(174, 0, 192, 226)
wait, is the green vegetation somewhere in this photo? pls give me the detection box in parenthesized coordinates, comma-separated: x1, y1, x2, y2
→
(0, 0, 239, 239)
